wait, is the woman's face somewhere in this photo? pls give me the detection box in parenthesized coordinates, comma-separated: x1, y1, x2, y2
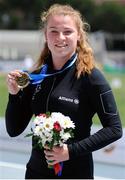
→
(45, 14, 80, 60)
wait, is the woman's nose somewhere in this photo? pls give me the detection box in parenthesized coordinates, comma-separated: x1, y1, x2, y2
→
(57, 32, 65, 40)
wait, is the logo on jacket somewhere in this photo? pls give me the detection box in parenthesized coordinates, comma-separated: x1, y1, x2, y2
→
(58, 96, 79, 104)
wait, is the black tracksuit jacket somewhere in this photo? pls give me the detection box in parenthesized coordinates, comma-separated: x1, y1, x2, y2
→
(5, 58, 122, 179)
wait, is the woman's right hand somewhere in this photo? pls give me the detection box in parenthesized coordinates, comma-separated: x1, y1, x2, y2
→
(6, 70, 22, 95)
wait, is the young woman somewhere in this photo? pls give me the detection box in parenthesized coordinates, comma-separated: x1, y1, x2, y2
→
(5, 4, 122, 179)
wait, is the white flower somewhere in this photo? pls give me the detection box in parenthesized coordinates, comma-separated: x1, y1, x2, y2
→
(30, 112, 75, 148)
(42, 135, 53, 146)
(34, 126, 41, 136)
(60, 132, 71, 141)
(62, 117, 75, 129)
(52, 112, 66, 122)
(42, 117, 54, 131)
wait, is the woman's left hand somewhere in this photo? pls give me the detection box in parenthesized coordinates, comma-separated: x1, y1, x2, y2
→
(44, 144, 69, 165)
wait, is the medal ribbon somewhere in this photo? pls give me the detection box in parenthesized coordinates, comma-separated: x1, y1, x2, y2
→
(54, 162, 63, 176)
(28, 53, 77, 85)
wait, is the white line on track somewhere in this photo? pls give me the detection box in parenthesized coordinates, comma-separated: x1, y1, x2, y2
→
(0, 161, 25, 170)
(0, 161, 112, 179)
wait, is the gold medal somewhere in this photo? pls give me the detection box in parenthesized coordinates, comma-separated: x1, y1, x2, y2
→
(16, 72, 30, 88)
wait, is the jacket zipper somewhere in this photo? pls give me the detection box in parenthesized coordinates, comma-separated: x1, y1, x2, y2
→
(46, 76, 56, 112)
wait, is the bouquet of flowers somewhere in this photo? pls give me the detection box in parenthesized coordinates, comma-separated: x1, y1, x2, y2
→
(26, 112, 75, 176)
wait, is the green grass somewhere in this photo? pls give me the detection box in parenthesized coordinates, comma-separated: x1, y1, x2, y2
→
(0, 71, 125, 127)
(0, 73, 8, 117)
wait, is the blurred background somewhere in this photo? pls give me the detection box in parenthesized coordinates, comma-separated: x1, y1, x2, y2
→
(0, 0, 125, 179)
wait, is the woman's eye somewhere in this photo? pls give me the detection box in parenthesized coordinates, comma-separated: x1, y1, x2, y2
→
(64, 31, 72, 35)
(51, 30, 58, 34)
(50, 30, 73, 35)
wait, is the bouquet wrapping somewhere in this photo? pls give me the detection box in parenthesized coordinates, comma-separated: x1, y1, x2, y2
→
(26, 112, 75, 176)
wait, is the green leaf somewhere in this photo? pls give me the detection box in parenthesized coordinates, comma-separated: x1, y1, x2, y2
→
(24, 133, 33, 137)
(46, 111, 51, 117)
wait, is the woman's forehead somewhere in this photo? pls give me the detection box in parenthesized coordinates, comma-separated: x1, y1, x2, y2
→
(47, 14, 77, 27)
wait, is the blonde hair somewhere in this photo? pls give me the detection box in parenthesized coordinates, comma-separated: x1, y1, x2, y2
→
(35, 4, 95, 77)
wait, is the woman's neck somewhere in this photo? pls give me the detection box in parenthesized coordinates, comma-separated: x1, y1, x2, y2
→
(53, 59, 67, 70)
(52, 53, 74, 70)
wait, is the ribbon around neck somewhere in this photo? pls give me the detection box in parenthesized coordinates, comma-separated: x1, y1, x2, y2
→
(26, 53, 77, 85)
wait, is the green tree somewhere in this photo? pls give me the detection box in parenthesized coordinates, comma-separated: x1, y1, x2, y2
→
(0, 0, 49, 29)
(92, 1, 125, 33)
(0, 0, 125, 33)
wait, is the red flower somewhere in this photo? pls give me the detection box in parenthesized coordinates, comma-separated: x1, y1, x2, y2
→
(38, 113, 46, 117)
(54, 121, 61, 132)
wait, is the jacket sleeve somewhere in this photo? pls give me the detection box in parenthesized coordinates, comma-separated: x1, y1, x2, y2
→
(5, 86, 33, 137)
(68, 68, 123, 159)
